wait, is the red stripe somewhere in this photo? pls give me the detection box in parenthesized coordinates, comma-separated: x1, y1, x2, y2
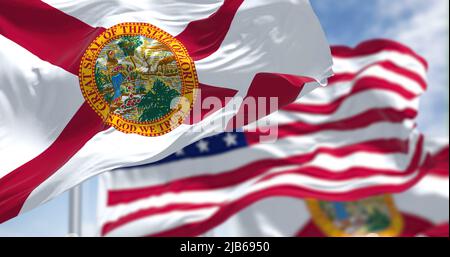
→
(106, 138, 415, 206)
(0, 103, 105, 223)
(0, 0, 105, 75)
(245, 108, 417, 144)
(377, 61, 427, 90)
(175, 0, 244, 61)
(296, 213, 434, 237)
(331, 39, 428, 70)
(329, 60, 426, 91)
(227, 73, 312, 130)
(282, 77, 418, 114)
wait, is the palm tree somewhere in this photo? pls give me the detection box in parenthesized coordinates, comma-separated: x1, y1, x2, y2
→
(117, 36, 143, 69)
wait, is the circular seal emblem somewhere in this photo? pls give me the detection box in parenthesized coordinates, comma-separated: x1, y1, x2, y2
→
(79, 22, 198, 136)
(306, 195, 404, 237)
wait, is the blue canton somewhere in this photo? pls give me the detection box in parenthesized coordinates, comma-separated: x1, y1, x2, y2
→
(140, 132, 247, 167)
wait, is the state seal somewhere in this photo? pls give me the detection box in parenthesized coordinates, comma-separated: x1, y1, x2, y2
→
(79, 22, 198, 136)
(306, 195, 404, 237)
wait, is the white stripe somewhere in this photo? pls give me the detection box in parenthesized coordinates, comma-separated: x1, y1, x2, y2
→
(106, 122, 416, 190)
(105, 207, 220, 237)
(248, 90, 419, 127)
(357, 65, 425, 94)
(333, 51, 427, 79)
(210, 197, 309, 237)
(299, 69, 424, 106)
(0, 36, 82, 177)
(43, 0, 225, 36)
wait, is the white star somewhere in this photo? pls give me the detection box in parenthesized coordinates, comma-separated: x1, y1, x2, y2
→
(223, 133, 238, 147)
(175, 149, 185, 156)
(196, 140, 209, 153)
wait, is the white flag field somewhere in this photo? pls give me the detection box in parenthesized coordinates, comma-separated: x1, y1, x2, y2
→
(0, 0, 333, 223)
(97, 40, 449, 237)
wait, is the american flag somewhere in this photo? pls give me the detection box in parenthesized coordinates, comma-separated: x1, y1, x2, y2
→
(97, 39, 448, 236)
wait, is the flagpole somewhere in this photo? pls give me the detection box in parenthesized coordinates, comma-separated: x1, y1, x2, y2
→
(68, 185, 82, 236)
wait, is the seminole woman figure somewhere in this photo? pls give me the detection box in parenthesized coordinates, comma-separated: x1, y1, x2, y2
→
(106, 50, 128, 107)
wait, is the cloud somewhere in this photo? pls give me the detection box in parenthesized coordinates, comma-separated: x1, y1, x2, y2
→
(371, 0, 449, 136)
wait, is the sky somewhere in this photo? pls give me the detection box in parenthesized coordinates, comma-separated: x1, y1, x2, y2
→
(0, 0, 448, 236)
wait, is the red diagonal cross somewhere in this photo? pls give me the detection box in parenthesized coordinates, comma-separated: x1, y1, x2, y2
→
(0, 0, 241, 223)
